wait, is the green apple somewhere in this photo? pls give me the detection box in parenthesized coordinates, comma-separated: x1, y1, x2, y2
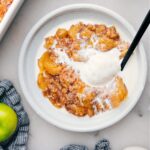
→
(0, 103, 18, 142)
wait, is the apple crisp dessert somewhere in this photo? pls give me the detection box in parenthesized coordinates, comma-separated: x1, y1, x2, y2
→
(0, 0, 13, 22)
(37, 22, 128, 117)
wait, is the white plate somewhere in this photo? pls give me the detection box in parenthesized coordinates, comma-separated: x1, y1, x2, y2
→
(0, 0, 24, 41)
(18, 4, 147, 132)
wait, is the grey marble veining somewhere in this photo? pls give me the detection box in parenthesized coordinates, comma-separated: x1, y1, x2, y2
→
(0, 0, 149, 150)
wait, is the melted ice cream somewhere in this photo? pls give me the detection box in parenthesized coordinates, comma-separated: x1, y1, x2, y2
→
(55, 47, 120, 86)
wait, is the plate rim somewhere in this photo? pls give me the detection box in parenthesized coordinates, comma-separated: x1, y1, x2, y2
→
(18, 3, 147, 132)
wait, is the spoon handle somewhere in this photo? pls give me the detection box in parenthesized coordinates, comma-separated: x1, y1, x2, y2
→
(121, 10, 150, 71)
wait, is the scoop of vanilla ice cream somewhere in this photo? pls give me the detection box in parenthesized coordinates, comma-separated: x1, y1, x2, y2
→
(79, 50, 120, 86)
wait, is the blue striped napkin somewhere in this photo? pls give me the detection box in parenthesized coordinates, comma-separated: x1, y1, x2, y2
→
(60, 139, 111, 150)
(0, 80, 29, 150)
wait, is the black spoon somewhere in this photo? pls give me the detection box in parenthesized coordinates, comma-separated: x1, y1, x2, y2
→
(121, 10, 150, 71)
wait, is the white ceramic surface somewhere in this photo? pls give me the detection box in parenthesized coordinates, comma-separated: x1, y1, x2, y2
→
(18, 4, 147, 132)
(0, 0, 24, 41)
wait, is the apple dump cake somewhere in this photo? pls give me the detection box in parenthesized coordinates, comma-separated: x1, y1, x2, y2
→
(37, 22, 128, 117)
(0, 0, 13, 22)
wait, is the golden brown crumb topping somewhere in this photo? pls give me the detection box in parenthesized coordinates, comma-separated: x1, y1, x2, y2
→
(37, 22, 128, 117)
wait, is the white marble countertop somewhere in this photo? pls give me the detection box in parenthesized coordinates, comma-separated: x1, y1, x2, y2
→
(0, 0, 150, 150)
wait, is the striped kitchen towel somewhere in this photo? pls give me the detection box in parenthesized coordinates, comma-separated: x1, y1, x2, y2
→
(60, 139, 111, 150)
(0, 80, 29, 150)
